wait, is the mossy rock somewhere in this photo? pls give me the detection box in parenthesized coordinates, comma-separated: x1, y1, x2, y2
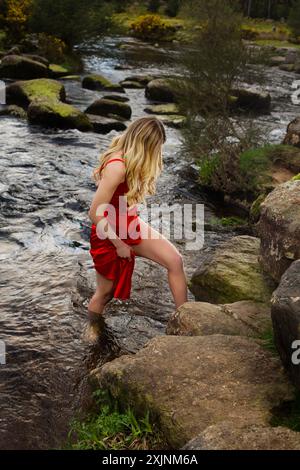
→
(49, 63, 70, 78)
(85, 98, 132, 120)
(27, 98, 92, 131)
(144, 103, 180, 115)
(250, 194, 267, 223)
(190, 236, 275, 304)
(0, 54, 49, 79)
(154, 113, 186, 128)
(6, 78, 66, 107)
(145, 78, 177, 103)
(102, 94, 129, 103)
(60, 75, 81, 81)
(86, 114, 127, 134)
(0, 104, 27, 119)
(82, 74, 125, 92)
(119, 80, 144, 89)
(292, 173, 300, 181)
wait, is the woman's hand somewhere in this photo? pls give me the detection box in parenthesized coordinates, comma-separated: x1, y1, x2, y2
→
(116, 242, 133, 259)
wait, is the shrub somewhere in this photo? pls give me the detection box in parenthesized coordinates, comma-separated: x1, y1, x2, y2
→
(37, 33, 66, 62)
(147, 0, 161, 13)
(164, 0, 181, 17)
(130, 14, 173, 40)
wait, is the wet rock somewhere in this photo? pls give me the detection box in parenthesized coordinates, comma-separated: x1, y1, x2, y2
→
(231, 86, 271, 114)
(0, 55, 48, 79)
(124, 74, 154, 86)
(166, 301, 271, 337)
(182, 423, 300, 450)
(28, 99, 93, 131)
(104, 313, 165, 355)
(23, 54, 49, 66)
(119, 80, 144, 89)
(0, 105, 27, 119)
(269, 56, 286, 66)
(145, 78, 177, 103)
(59, 75, 81, 81)
(271, 260, 300, 389)
(144, 103, 180, 115)
(257, 180, 300, 282)
(283, 118, 300, 148)
(85, 98, 132, 120)
(90, 335, 294, 448)
(6, 78, 66, 107)
(82, 74, 125, 92)
(154, 114, 186, 128)
(102, 94, 129, 103)
(49, 64, 70, 79)
(190, 236, 275, 304)
(86, 114, 127, 134)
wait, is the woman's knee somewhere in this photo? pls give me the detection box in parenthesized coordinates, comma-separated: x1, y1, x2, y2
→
(167, 251, 184, 273)
(92, 290, 113, 306)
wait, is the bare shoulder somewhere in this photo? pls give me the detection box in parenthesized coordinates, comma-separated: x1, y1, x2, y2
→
(101, 158, 126, 183)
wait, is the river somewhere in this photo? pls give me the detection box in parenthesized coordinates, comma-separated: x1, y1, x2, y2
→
(0, 34, 299, 450)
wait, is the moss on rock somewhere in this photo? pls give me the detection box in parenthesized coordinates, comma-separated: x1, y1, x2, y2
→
(82, 74, 125, 92)
(6, 78, 66, 107)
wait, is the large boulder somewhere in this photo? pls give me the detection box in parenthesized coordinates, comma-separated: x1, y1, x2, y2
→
(189, 236, 275, 304)
(27, 99, 92, 131)
(86, 114, 127, 134)
(145, 78, 176, 103)
(182, 422, 300, 450)
(166, 301, 271, 338)
(257, 180, 300, 282)
(85, 98, 132, 120)
(6, 78, 66, 107)
(271, 260, 300, 389)
(231, 86, 271, 114)
(0, 55, 48, 79)
(90, 335, 293, 448)
(82, 74, 125, 92)
(283, 118, 300, 148)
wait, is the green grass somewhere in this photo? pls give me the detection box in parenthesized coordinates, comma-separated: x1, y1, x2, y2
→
(259, 328, 278, 355)
(65, 389, 167, 450)
(271, 391, 300, 432)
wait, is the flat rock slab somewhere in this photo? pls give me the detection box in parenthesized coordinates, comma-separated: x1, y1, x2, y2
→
(91, 334, 293, 448)
(182, 422, 300, 450)
(166, 301, 271, 337)
(271, 259, 300, 390)
(190, 236, 275, 304)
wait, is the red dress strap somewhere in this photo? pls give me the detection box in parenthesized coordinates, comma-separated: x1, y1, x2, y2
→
(100, 158, 126, 172)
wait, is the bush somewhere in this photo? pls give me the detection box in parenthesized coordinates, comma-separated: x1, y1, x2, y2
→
(164, 0, 181, 17)
(37, 33, 66, 62)
(130, 14, 173, 40)
(147, 0, 161, 13)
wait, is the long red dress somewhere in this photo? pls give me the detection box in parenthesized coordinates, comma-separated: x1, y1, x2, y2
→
(89, 158, 142, 300)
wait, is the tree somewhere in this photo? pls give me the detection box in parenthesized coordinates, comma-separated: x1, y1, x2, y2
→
(29, 0, 114, 49)
(288, 0, 300, 37)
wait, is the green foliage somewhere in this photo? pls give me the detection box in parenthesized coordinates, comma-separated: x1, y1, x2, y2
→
(130, 13, 174, 40)
(271, 391, 300, 432)
(29, 0, 114, 48)
(292, 173, 300, 181)
(164, 0, 181, 17)
(199, 154, 220, 185)
(220, 216, 247, 227)
(147, 0, 161, 13)
(66, 389, 166, 450)
(239, 145, 272, 177)
(288, 0, 300, 38)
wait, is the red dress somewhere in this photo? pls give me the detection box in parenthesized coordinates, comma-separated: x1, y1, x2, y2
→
(89, 158, 142, 300)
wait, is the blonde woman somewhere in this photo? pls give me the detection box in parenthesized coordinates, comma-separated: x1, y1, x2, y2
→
(88, 117, 188, 318)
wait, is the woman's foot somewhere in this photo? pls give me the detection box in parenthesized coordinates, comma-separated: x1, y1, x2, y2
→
(82, 310, 105, 345)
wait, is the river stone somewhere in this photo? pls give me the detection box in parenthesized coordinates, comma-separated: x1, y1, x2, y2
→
(102, 94, 129, 103)
(182, 423, 300, 450)
(145, 78, 177, 103)
(85, 98, 132, 120)
(86, 114, 127, 134)
(269, 56, 286, 66)
(154, 114, 186, 128)
(90, 335, 294, 448)
(257, 180, 300, 282)
(23, 53, 49, 66)
(124, 75, 154, 86)
(104, 313, 165, 355)
(231, 86, 271, 114)
(49, 64, 70, 79)
(82, 74, 125, 92)
(28, 99, 93, 131)
(166, 301, 271, 338)
(144, 103, 180, 115)
(0, 55, 49, 79)
(0, 105, 27, 119)
(283, 118, 300, 148)
(271, 260, 300, 389)
(120, 80, 144, 89)
(6, 78, 66, 107)
(279, 63, 295, 72)
(190, 236, 275, 304)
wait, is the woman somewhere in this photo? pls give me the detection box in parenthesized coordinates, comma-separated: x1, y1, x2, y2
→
(88, 116, 188, 318)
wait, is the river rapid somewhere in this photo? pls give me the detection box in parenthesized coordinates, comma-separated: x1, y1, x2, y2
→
(0, 35, 299, 449)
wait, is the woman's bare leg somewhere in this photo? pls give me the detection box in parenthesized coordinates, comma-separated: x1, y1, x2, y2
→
(88, 272, 114, 316)
(132, 219, 188, 309)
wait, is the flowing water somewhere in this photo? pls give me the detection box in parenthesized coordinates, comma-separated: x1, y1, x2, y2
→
(0, 35, 299, 449)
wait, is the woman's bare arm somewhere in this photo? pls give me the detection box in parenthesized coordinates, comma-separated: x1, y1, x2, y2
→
(88, 162, 131, 255)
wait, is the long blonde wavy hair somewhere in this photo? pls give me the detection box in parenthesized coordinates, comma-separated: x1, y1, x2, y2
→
(93, 117, 166, 206)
